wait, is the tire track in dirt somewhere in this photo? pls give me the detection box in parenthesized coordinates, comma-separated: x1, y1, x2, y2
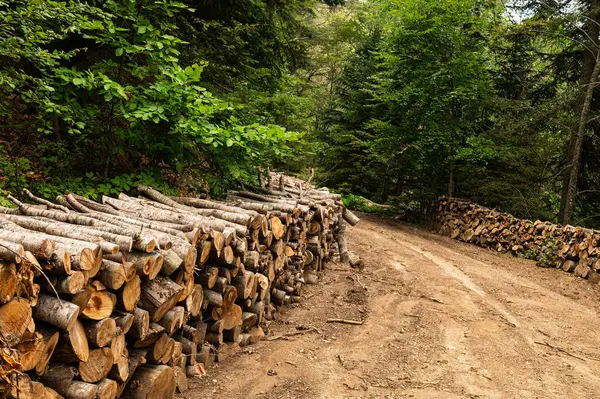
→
(364, 219, 600, 398)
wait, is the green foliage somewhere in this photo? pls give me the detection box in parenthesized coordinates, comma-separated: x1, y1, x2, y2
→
(317, 0, 500, 212)
(518, 237, 559, 269)
(313, 0, 600, 227)
(32, 171, 176, 201)
(4, 0, 600, 231)
(536, 237, 560, 269)
(0, 0, 307, 199)
(521, 247, 540, 261)
(342, 194, 394, 216)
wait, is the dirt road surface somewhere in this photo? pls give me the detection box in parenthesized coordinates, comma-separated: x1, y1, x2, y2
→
(179, 216, 600, 399)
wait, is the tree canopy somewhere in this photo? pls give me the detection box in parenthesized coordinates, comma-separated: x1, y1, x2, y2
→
(3, 0, 600, 227)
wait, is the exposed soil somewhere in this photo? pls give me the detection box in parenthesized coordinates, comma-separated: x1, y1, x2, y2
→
(178, 215, 600, 399)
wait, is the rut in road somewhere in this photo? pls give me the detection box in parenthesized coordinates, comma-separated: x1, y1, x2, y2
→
(179, 216, 600, 399)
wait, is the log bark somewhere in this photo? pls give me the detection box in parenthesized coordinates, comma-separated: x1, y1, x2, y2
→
(39, 364, 78, 396)
(197, 267, 218, 289)
(159, 249, 183, 276)
(4, 215, 131, 253)
(173, 336, 196, 365)
(9, 201, 159, 251)
(195, 344, 215, 368)
(342, 208, 360, 226)
(104, 195, 248, 236)
(138, 277, 184, 322)
(23, 189, 70, 212)
(0, 240, 24, 264)
(223, 325, 241, 343)
(173, 365, 188, 393)
(336, 208, 349, 264)
(139, 186, 261, 229)
(348, 251, 364, 270)
(205, 331, 222, 346)
(128, 308, 150, 341)
(203, 289, 223, 308)
(32, 294, 79, 331)
(133, 323, 165, 348)
(65, 381, 98, 399)
(0, 228, 56, 260)
(241, 312, 258, 331)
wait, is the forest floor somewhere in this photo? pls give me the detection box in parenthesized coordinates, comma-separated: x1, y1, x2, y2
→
(178, 216, 600, 399)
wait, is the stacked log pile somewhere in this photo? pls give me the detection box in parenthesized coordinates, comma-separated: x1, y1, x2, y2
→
(0, 174, 359, 398)
(435, 196, 600, 284)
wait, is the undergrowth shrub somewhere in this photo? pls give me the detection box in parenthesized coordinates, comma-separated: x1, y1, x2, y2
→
(342, 194, 395, 217)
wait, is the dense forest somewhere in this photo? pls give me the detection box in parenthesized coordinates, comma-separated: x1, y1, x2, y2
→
(2, 0, 600, 228)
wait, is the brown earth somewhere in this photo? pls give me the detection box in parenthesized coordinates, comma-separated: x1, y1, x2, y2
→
(178, 215, 600, 399)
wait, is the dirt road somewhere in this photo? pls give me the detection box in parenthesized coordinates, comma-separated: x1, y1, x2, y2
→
(179, 216, 600, 399)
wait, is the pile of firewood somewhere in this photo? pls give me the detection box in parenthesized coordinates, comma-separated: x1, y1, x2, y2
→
(435, 197, 600, 284)
(0, 173, 359, 399)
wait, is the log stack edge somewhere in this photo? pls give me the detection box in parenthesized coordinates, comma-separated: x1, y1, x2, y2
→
(435, 196, 600, 283)
(0, 172, 359, 398)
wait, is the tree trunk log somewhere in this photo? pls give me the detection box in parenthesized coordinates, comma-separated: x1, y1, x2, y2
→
(35, 326, 60, 375)
(79, 347, 113, 382)
(128, 308, 150, 341)
(51, 319, 89, 363)
(138, 277, 183, 322)
(65, 381, 98, 399)
(96, 378, 118, 399)
(124, 365, 175, 399)
(117, 275, 141, 312)
(39, 364, 78, 396)
(84, 318, 117, 348)
(33, 294, 79, 331)
(15, 331, 44, 371)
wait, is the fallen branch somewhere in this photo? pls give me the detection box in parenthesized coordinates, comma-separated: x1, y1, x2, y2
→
(326, 318, 364, 325)
(267, 327, 320, 341)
